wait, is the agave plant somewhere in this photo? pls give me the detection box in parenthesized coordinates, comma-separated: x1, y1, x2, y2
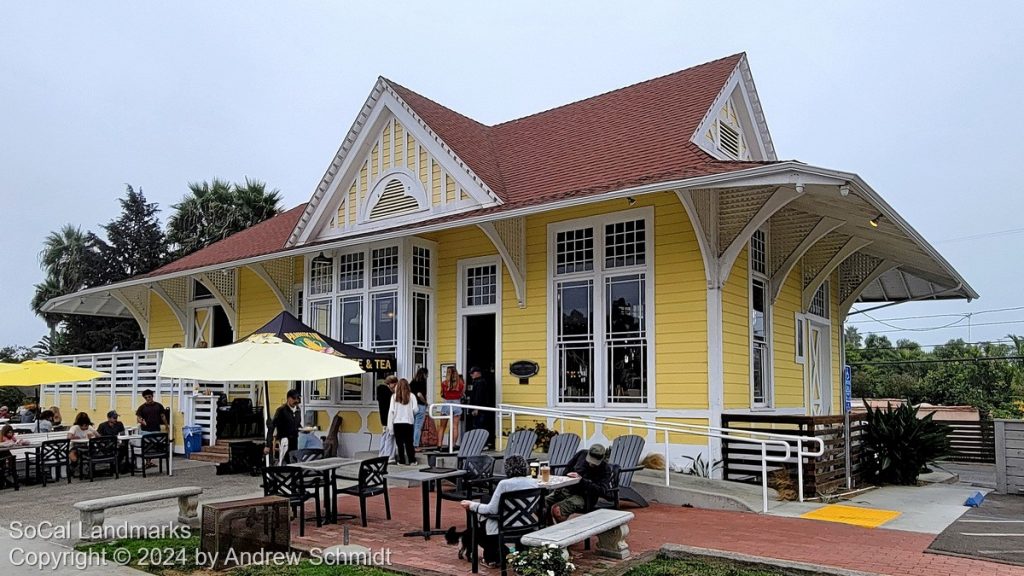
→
(862, 401, 950, 485)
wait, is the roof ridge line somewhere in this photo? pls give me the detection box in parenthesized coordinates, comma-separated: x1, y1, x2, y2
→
(491, 52, 746, 127)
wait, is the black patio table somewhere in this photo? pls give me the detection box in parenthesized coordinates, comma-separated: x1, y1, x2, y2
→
(387, 468, 467, 539)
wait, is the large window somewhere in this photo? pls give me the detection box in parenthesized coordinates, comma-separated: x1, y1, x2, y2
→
(303, 241, 434, 404)
(550, 210, 652, 407)
(750, 229, 771, 407)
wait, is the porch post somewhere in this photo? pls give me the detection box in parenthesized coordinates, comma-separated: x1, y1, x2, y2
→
(707, 285, 725, 473)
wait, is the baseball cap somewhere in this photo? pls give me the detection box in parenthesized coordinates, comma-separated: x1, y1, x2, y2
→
(469, 366, 482, 374)
(107, 410, 119, 418)
(585, 444, 607, 466)
(287, 389, 301, 400)
(141, 389, 154, 397)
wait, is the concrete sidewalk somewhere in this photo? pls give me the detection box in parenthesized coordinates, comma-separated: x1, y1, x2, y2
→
(770, 483, 987, 534)
(0, 526, 145, 575)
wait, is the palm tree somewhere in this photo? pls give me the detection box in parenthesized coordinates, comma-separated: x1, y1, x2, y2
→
(167, 178, 283, 257)
(38, 225, 92, 293)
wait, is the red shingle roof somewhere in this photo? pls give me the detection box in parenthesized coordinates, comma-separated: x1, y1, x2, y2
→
(146, 204, 307, 276)
(388, 53, 748, 206)
(148, 54, 760, 278)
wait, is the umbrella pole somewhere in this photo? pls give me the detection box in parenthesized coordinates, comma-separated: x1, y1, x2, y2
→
(263, 381, 271, 468)
(168, 388, 174, 477)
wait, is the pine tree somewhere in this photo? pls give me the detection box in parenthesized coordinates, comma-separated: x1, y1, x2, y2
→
(93, 185, 167, 283)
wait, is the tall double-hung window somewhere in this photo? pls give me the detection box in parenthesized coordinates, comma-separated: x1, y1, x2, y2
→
(750, 228, 771, 407)
(550, 209, 653, 407)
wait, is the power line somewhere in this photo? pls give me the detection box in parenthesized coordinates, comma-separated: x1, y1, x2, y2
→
(847, 305, 1024, 324)
(856, 310, 968, 332)
(934, 227, 1024, 245)
(863, 319, 1024, 335)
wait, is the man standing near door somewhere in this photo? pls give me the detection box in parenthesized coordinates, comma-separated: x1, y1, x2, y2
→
(466, 366, 495, 448)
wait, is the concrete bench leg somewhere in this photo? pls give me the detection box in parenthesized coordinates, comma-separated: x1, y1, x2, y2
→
(79, 510, 104, 540)
(178, 495, 200, 526)
(596, 524, 630, 559)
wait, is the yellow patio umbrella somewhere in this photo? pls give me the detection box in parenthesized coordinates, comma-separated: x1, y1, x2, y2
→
(0, 359, 107, 386)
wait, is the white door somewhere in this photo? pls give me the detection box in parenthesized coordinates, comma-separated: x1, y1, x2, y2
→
(808, 322, 832, 415)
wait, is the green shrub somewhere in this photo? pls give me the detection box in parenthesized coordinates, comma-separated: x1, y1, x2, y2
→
(863, 401, 950, 485)
(512, 422, 559, 452)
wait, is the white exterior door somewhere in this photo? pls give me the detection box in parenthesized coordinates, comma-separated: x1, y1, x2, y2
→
(808, 321, 832, 415)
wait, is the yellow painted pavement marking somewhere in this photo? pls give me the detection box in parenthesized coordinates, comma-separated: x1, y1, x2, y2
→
(800, 504, 901, 528)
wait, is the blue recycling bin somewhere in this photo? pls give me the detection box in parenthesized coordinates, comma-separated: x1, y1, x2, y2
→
(183, 425, 203, 457)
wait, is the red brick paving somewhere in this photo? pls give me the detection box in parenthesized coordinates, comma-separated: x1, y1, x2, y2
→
(290, 486, 1024, 575)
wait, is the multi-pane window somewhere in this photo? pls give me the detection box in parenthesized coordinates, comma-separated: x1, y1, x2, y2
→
(555, 228, 594, 274)
(556, 280, 594, 403)
(371, 246, 398, 287)
(750, 228, 771, 407)
(465, 265, 497, 307)
(309, 256, 334, 295)
(338, 252, 365, 291)
(750, 230, 767, 275)
(308, 299, 332, 401)
(413, 246, 431, 287)
(371, 292, 398, 354)
(605, 220, 646, 269)
(552, 216, 650, 406)
(606, 275, 647, 403)
(412, 292, 430, 373)
(809, 282, 830, 319)
(304, 241, 433, 404)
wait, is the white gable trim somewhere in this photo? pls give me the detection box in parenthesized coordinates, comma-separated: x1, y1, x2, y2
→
(291, 80, 501, 247)
(691, 55, 777, 162)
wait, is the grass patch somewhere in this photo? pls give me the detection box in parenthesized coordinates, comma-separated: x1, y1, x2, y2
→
(621, 555, 820, 576)
(76, 537, 396, 575)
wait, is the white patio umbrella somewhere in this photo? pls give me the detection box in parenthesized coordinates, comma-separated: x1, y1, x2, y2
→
(159, 333, 364, 465)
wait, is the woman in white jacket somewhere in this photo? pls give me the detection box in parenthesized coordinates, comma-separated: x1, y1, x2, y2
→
(388, 378, 418, 465)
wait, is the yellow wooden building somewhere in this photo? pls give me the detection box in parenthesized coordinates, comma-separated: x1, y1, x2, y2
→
(43, 54, 975, 460)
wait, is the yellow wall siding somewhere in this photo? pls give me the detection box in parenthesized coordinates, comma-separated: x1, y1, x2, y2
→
(236, 267, 285, 336)
(294, 256, 304, 284)
(722, 247, 750, 409)
(772, 269, 804, 409)
(147, 294, 184, 349)
(424, 191, 707, 410)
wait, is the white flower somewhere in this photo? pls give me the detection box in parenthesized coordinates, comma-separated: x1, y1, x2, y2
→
(547, 571, 554, 576)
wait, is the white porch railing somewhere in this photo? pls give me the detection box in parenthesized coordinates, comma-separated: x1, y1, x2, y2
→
(430, 402, 821, 513)
(41, 350, 257, 450)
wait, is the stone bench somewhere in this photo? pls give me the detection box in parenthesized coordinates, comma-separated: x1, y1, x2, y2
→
(520, 509, 634, 559)
(73, 486, 203, 538)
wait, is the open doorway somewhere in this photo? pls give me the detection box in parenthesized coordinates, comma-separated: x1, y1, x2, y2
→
(464, 313, 496, 446)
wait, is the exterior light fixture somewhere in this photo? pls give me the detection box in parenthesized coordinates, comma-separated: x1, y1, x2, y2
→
(869, 214, 883, 228)
(311, 251, 331, 266)
(839, 183, 850, 197)
(626, 196, 637, 206)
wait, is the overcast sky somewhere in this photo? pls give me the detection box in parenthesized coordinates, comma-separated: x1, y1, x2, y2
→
(1, 2, 1021, 352)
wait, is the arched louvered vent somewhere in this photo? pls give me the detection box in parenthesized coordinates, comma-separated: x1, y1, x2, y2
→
(370, 178, 420, 220)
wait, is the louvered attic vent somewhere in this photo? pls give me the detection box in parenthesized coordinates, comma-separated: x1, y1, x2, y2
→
(718, 120, 741, 158)
(370, 178, 420, 220)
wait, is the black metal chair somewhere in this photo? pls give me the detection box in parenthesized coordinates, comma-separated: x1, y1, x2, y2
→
(470, 487, 544, 576)
(436, 454, 496, 528)
(26, 439, 71, 486)
(546, 432, 581, 475)
(129, 433, 171, 477)
(607, 434, 648, 507)
(0, 451, 19, 491)
(79, 436, 119, 482)
(262, 465, 322, 536)
(334, 456, 390, 527)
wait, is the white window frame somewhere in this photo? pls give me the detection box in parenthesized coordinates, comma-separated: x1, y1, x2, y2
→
(302, 238, 435, 407)
(749, 228, 773, 409)
(546, 207, 656, 410)
(456, 255, 502, 403)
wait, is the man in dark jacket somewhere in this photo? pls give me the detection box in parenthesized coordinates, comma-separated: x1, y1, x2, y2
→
(465, 367, 494, 447)
(548, 444, 613, 522)
(265, 389, 301, 461)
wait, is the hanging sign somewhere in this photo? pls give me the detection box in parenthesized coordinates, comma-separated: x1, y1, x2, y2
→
(843, 365, 852, 412)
